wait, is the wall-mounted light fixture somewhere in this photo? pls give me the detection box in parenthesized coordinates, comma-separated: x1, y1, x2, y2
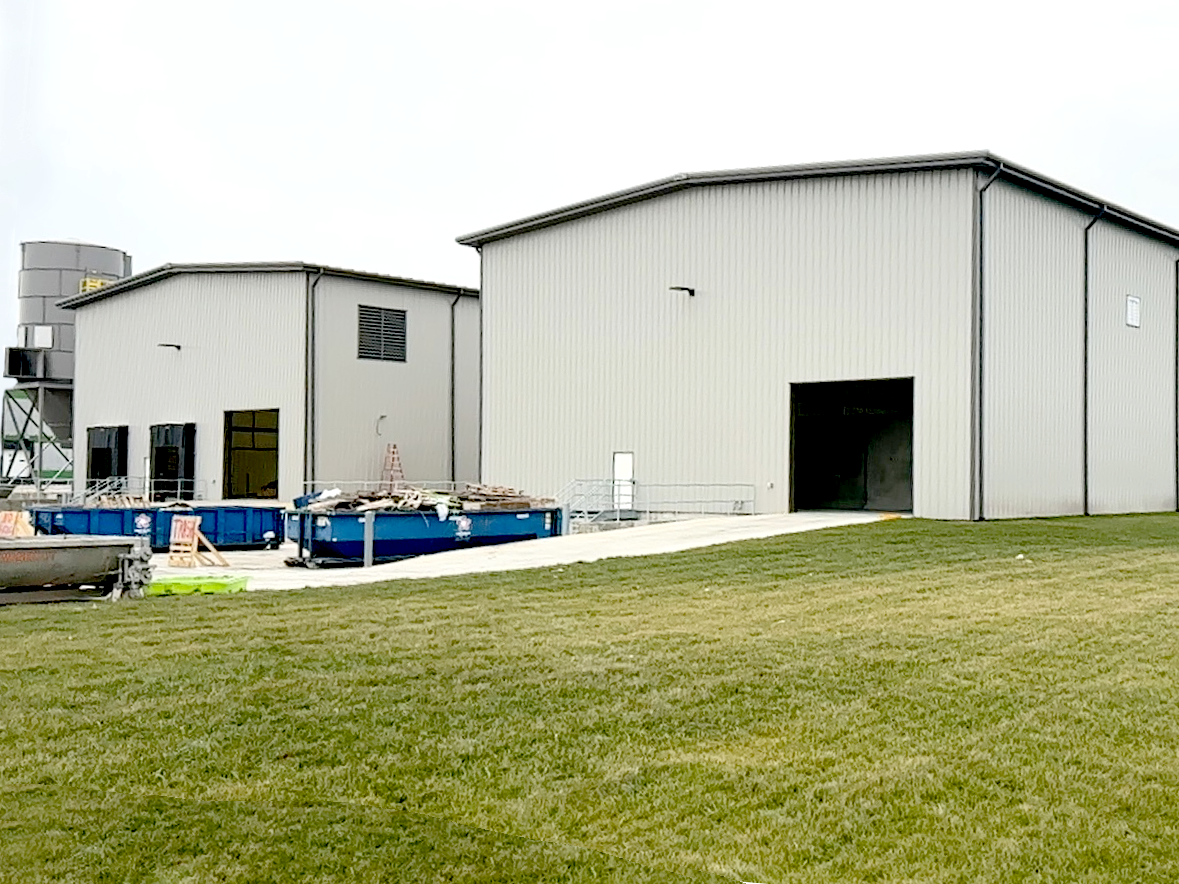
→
(157, 343, 182, 351)
(669, 285, 695, 297)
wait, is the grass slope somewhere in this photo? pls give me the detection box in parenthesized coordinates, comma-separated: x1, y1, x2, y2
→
(3, 515, 1179, 882)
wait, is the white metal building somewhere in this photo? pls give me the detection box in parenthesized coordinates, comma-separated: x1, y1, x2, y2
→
(61, 263, 480, 502)
(459, 152, 1179, 520)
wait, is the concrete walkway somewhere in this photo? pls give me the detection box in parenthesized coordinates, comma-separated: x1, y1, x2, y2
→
(152, 511, 889, 591)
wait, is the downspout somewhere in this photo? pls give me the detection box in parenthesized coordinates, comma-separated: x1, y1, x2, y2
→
(449, 292, 461, 483)
(304, 268, 325, 492)
(1174, 258, 1179, 511)
(973, 162, 1004, 521)
(1082, 207, 1106, 516)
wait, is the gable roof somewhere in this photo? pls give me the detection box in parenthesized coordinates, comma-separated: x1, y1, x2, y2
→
(58, 262, 478, 309)
(456, 151, 1179, 249)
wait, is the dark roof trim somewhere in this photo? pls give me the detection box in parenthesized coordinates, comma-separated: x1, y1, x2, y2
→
(58, 262, 478, 309)
(456, 151, 1179, 250)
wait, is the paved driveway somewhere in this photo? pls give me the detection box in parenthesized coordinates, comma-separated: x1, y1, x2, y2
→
(153, 511, 890, 591)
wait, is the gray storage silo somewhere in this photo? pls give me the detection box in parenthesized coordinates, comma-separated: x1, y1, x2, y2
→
(3, 241, 132, 493)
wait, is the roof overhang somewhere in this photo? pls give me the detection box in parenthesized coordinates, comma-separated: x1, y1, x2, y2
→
(456, 151, 1179, 250)
(58, 262, 478, 310)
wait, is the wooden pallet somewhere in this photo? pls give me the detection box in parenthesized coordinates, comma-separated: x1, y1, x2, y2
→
(167, 515, 229, 567)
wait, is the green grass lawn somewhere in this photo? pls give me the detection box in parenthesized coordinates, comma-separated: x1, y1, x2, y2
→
(4, 515, 1179, 883)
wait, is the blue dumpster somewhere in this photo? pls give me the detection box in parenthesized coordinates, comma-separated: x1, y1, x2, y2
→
(30, 506, 285, 551)
(286, 507, 561, 565)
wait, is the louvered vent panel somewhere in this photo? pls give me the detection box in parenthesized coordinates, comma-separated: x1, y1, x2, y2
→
(357, 305, 406, 361)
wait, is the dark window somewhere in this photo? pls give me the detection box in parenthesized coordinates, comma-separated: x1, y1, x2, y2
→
(86, 425, 129, 485)
(223, 410, 279, 499)
(149, 423, 196, 501)
(358, 305, 407, 362)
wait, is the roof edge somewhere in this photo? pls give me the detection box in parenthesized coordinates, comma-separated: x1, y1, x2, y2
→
(456, 151, 1179, 250)
(58, 262, 478, 309)
(457, 152, 990, 245)
(22, 239, 130, 251)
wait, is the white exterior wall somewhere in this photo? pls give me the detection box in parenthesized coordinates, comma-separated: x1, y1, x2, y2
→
(313, 277, 480, 486)
(480, 171, 977, 517)
(452, 295, 481, 482)
(981, 182, 1086, 518)
(982, 183, 1179, 518)
(1088, 224, 1178, 514)
(72, 273, 306, 500)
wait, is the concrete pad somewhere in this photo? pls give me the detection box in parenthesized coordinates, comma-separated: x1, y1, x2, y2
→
(151, 511, 889, 591)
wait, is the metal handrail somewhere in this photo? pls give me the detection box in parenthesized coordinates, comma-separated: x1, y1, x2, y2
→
(66, 476, 208, 506)
(559, 479, 756, 525)
(67, 475, 127, 505)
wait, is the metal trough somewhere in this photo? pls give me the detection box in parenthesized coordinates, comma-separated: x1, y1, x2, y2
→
(0, 535, 152, 603)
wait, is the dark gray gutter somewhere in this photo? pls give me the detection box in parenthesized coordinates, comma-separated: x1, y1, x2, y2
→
(457, 151, 1179, 253)
(58, 262, 477, 310)
(973, 163, 1005, 521)
(305, 268, 325, 488)
(1082, 207, 1107, 516)
(448, 293, 462, 483)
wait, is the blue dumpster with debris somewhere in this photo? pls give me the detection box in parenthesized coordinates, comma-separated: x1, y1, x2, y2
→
(285, 507, 562, 567)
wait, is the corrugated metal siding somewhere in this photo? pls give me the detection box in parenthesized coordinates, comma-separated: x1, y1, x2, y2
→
(481, 171, 976, 517)
(981, 182, 1086, 518)
(1088, 225, 1178, 514)
(452, 296, 481, 482)
(72, 273, 305, 499)
(314, 277, 479, 484)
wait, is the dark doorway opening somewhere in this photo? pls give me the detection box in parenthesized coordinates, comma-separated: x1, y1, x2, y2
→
(223, 409, 279, 499)
(149, 423, 196, 501)
(86, 426, 128, 488)
(791, 377, 913, 512)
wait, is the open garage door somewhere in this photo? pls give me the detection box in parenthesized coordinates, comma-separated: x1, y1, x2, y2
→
(791, 378, 913, 512)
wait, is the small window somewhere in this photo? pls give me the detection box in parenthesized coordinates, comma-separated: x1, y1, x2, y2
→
(1126, 295, 1141, 328)
(358, 305, 407, 362)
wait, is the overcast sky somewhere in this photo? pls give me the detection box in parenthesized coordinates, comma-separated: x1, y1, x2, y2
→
(3, 0, 1179, 348)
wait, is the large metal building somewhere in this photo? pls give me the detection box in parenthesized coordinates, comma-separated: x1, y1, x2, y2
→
(459, 152, 1179, 520)
(60, 263, 480, 502)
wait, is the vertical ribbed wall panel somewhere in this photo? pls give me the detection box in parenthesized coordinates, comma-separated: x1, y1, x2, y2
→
(481, 171, 976, 517)
(1088, 226, 1178, 513)
(981, 182, 1086, 518)
(452, 296, 482, 482)
(72, 273, 305, 499)
(315, 278, 479, 485)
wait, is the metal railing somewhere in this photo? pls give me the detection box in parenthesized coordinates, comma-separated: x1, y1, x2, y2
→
(66, 476, 208, 506)
(69, 475, 130, 505)
(558, 480, 756, 527)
